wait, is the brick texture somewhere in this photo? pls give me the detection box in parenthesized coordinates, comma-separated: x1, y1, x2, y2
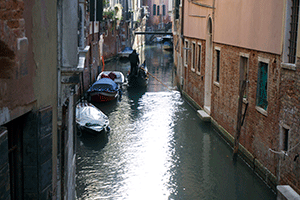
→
(278, 59, 300, 194)
(182, 37, 289, 189)
(0, 0, 25, 79)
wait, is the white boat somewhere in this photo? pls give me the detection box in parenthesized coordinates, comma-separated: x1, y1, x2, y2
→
(76, 102, 110, 135)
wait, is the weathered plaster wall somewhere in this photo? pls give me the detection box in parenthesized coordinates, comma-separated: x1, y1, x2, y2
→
(214, 0, 283, 55)
(183, 0, 284, 55)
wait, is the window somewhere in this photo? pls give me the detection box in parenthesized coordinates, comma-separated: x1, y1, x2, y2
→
(215, 49, 220, 83)
(192, 42, 196, 71)
(283, 127, 289, 151)
(240, 54, 249, 100)
(153, 4, 156, 15)
(89, 0, 103, 21)
(197, 43, 201, 74)
(256, 60, 269, 110)
(288, 0, 299, 63)
(157, 5, 160, 15)
(283, 0, 299, 64)
(175, 0, 180, 19)
(184, 40, 189, 67)
(163, 5, 166, 16)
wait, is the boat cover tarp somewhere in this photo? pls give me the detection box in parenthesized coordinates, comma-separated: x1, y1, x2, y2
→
(87, 78, 118, 93)
(97, 71, 125, 85)
(76, 102, 109, 132)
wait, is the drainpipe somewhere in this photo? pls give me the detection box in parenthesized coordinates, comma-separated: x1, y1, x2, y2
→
(181, 0, 184, 37)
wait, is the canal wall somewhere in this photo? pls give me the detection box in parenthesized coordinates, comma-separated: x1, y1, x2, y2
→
(180, 89, 277, 193)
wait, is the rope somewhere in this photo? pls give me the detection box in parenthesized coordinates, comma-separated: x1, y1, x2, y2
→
(268, 148, 287, 156)
(287, 141, 300, 153)
(269, 141, 300, 156)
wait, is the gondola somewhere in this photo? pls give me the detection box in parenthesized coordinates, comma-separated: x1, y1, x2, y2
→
(127, 61, 149, 87)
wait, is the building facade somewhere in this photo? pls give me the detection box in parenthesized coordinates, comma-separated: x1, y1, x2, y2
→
(146, 0, 172, 31)
(0, 0, 58, 199)
(173, 0, 300, 194)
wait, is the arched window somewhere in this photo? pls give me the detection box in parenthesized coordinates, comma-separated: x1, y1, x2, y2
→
(208, 17, 212, 35)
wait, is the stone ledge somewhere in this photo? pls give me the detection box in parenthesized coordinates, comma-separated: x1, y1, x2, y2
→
(197, 110, 211, 122)
(277, 185, 300, 200)
(281, 63, 296, 71)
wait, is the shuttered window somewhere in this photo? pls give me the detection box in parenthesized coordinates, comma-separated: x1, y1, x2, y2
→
(256, 61, 268, 110)
(90, 0, 103, 21)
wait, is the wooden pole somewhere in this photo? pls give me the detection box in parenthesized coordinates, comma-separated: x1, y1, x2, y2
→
(140, 67, 172, 91)
(233, 80, 246, 157)
(101, 56, 105, 72)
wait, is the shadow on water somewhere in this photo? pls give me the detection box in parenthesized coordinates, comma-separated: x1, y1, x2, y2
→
(93, 98, 119, 115)
(127, 86, 147, 103)
(78, 131, 109, 151)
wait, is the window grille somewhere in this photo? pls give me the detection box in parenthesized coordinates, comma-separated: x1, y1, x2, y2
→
(288, 0, 299, 63)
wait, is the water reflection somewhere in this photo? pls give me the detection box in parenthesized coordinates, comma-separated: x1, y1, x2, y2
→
(76, 45, 276, 200)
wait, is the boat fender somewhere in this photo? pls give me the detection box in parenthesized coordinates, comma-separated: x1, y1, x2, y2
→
(106, 126, 111, 132)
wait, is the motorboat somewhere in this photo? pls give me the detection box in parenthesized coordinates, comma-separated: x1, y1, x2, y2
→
(162, 35, 173, 50)
(118, 47, 133, 58)
(87, 76, 121, 102)
(151, 36, 163, 43)
(76, 102, 110, 135)
(127, 61, 149, 87)
(163, 41, 173, 51)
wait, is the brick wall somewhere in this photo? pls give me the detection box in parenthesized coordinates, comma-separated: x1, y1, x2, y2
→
(183, 38, 283, 184)
(278, 59, 300, 194)
(209, 44, 281, 174)
(185, 38, 206, 108)
(0, 0, 25, 79)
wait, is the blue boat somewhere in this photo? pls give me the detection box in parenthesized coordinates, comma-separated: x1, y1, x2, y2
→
(87, 78, 120, 102)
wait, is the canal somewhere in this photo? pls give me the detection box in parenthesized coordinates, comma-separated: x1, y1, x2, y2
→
(76, 44, 276, 199)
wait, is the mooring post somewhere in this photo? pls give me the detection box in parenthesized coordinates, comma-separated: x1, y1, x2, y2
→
(233, 80, 246, 158)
